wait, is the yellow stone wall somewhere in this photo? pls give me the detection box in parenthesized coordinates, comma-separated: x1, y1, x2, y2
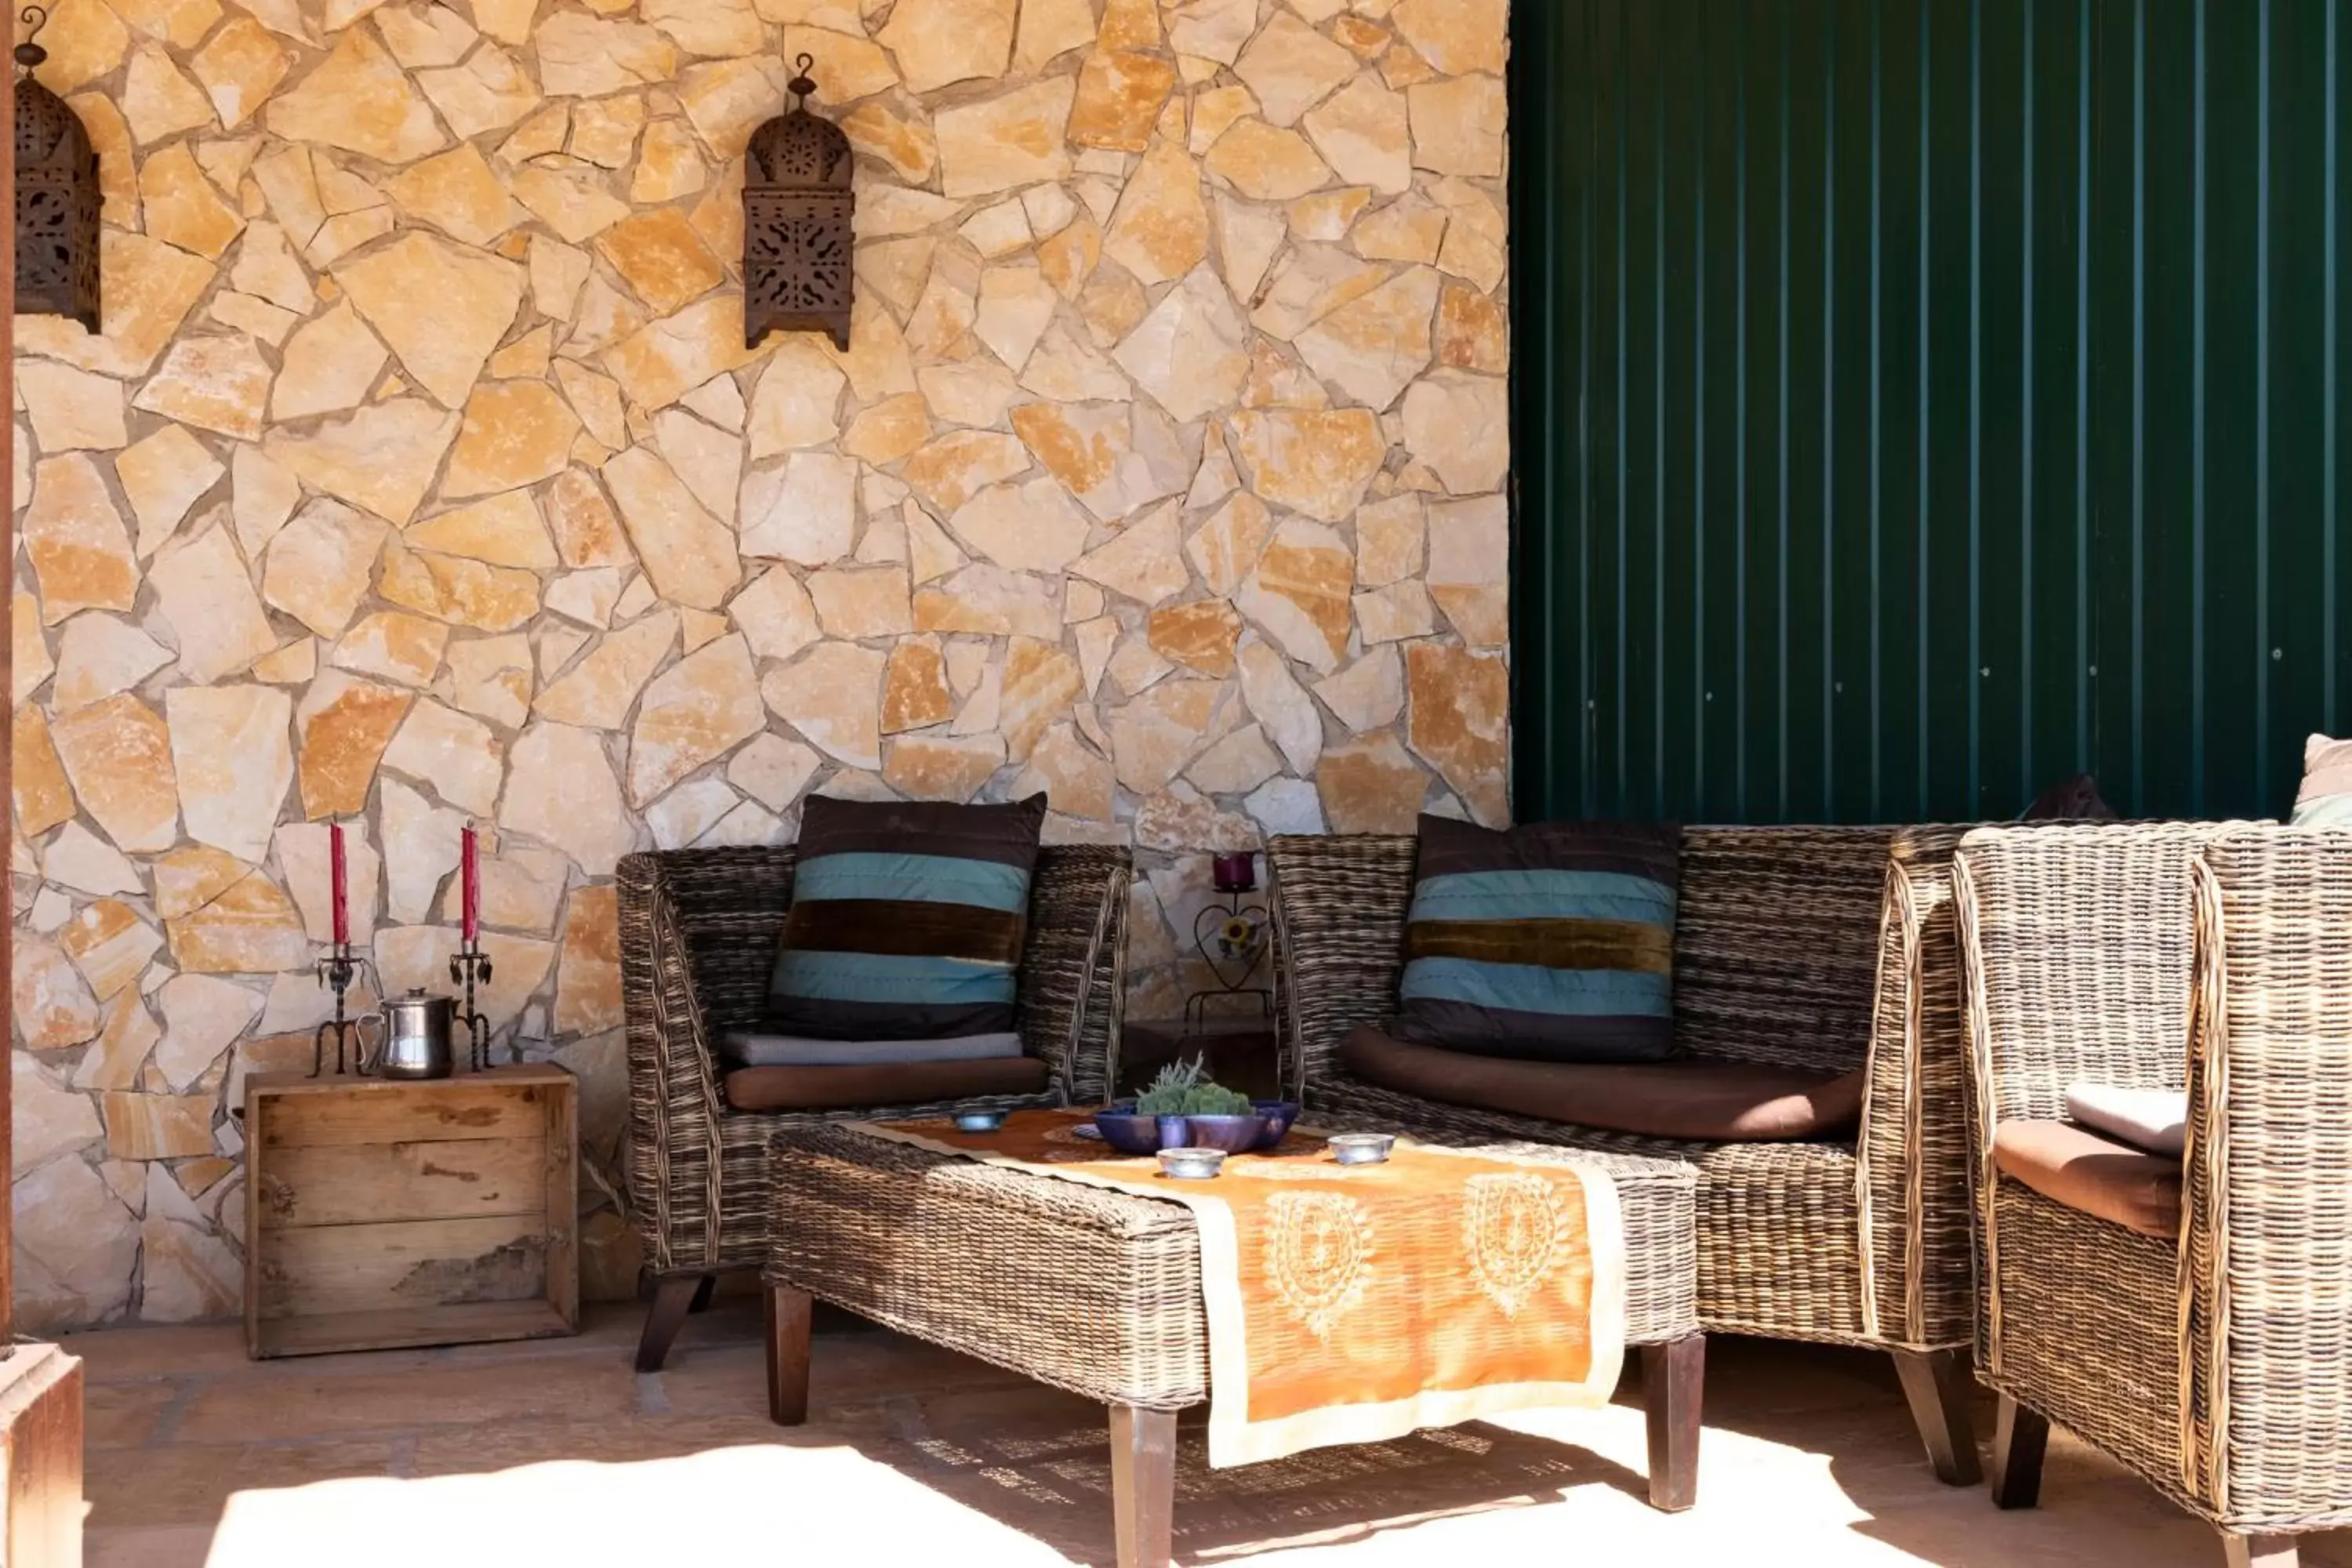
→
(8, 0, 1510, 1328)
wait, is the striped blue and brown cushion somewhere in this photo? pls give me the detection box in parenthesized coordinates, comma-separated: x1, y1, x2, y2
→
(766, 793, 1048, 1040)
(1388, 814, 1681, 1064)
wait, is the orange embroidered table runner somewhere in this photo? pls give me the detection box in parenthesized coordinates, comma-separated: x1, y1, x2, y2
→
(855, 1109, 1626, 1468)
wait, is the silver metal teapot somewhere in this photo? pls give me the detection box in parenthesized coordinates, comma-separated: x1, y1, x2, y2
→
(368, 988, 457, 1080)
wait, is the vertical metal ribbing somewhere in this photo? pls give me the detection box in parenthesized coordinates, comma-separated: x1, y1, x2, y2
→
(2190, 0, 2209, 814)
(2329, 0, 2342, 735)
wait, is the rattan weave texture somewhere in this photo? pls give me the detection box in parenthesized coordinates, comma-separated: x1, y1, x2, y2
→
(1265, 826, 1972, 1355)
(622, 844, 1131, 1279)
(764, 1120, 1699, 1410)
(1958, 822, 2352, 1536)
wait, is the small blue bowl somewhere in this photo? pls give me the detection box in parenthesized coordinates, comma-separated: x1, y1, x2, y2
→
(953, 1109, 1007, 1133)
(1093, 1103, 1166, 1156)
(1250, 1101, 1302, 1150)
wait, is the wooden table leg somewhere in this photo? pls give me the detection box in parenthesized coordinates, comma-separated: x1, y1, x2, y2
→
(1109, 1403, 1176, 1568)
(1640, 1334, 1704, 1512)
(2223, 1533, 2298, 1568)
(1988, 1395, 2049, 1509)
(764, 1283, 813, 1426)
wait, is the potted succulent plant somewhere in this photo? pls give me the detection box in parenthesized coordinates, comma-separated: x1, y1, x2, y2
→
(1096, 1057, 1298, 1155)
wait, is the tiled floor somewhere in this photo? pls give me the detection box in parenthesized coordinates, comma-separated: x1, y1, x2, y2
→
(67, 1296, 2352, 1568)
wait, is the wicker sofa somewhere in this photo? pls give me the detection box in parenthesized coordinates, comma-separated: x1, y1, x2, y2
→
(1265, 825, 1984, 1482)
(619, 842, 1132, 1370)
(1957, 823, 2351, 1567)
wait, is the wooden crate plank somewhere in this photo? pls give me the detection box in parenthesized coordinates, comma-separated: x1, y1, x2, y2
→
(243, 1066, 582, 1359)
(253, 1081, 554, 1150)
(250, 1300, 576, 1359)
(245, 1065, 572, 1098)
(539, 1076, 579, 1329)
(255, 1136, 549, 1230)
(255, 1214, 548, 1321)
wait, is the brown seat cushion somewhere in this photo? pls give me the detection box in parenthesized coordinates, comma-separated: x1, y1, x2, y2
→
(1339, 1026, 1866, 1142)
(1991, 1119, 2182, 1239)
(723, 1054, 1050, 1112)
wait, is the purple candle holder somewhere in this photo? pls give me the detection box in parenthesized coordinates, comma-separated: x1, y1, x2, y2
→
(1212, 851, 1257, 895)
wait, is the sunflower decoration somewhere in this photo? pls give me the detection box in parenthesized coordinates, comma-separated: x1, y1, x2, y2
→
(1215, 913, 1261, 961)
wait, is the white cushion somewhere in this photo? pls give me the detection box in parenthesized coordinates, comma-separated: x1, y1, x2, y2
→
(2293, 732, 2352, 825)
(2065, 1083, 2187, 1158)
(720, 1030, 1024, 1068)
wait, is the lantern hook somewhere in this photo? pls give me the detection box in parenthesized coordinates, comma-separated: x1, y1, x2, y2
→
(786, 52, 816, 111)
(16, 4, 47, 71)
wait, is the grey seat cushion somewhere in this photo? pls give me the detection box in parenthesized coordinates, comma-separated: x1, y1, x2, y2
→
(720, 1030, 1025, 1069)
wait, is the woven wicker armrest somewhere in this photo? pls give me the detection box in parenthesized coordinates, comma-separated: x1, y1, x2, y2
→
(619, 848, 799, 1275)
(1015, 847, 1134, 1105)
(1854, 830, 1973, 1349)
(2176, 829, 2352, 1525)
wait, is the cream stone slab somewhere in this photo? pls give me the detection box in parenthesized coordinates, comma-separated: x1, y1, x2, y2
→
(165, 684, 295, 861)
(114, 425, 226, 557)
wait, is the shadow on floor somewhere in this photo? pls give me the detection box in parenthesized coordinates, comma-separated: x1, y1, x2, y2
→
(67, 1299, 2352, 1568)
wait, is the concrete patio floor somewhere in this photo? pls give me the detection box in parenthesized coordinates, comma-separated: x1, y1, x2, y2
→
(68, 1295, 2352, 1568)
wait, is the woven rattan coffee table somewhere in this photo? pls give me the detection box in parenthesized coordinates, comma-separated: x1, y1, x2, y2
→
(762, 1123, 1704, 1568)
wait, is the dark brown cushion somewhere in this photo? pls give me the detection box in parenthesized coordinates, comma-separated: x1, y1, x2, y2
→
(722, 1054, 1050, 1112)
(2021, 771, 2118, 821)
(1339, 1026, 1866, 1142)
(1991, 1119, 2182, 1239)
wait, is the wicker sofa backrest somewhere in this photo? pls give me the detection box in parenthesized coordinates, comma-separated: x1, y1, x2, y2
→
(1264, 833, 1417, 1098)
(1675, 826, 1955, 1073)
(1955, 820, 2235, 1127)
(630, 846, 800, 1041)
(1269, 825, 1960, 1092)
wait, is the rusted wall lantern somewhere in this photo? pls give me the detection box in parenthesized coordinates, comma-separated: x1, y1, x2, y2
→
(743, 53, 852, 352)
(14, 5, 100, 335)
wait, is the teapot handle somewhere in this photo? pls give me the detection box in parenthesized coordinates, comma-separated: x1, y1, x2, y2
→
(352, 1009, 388, 1073)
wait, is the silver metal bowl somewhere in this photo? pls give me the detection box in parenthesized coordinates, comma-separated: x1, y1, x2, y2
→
(1327, 1132, 1396, 1166)
(1157, 1146, 1227, 1180)
(953, 1110, 1007, 1133)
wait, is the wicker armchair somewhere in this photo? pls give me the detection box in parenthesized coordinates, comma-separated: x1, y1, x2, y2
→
(1265, 825, 1982, 1482)
(619, 842, 1131, 1370)
(1957, 824, 2349, 1567)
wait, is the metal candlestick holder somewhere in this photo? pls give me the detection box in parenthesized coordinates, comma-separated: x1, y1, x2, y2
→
(1181, 892, 1274, 1036)
(311, 943, 380, 1077)
(449, 942, 495, 1070)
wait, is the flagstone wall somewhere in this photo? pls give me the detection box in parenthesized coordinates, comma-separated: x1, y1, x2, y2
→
(8, 0, 1509, 1329)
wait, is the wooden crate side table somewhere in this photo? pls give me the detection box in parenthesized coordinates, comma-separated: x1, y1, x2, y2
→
(243, 1064, 579, 1359)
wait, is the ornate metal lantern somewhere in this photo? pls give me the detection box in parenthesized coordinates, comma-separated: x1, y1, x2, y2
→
(14, 6, 100, 334)
(743, 54, 851, 352)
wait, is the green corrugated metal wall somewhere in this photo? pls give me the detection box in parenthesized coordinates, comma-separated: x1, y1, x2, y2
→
(1510, 0, 2352, 824)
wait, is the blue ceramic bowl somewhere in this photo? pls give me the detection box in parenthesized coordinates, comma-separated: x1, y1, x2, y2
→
(1178, 1113, 1267, 1154)
(1250, 1101, 1302, 1150)
(1093, 1104, 1166, 1156)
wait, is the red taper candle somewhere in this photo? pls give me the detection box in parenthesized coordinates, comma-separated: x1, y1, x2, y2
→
(461, 820, 481, 945)
(329, 821, 349, 946)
